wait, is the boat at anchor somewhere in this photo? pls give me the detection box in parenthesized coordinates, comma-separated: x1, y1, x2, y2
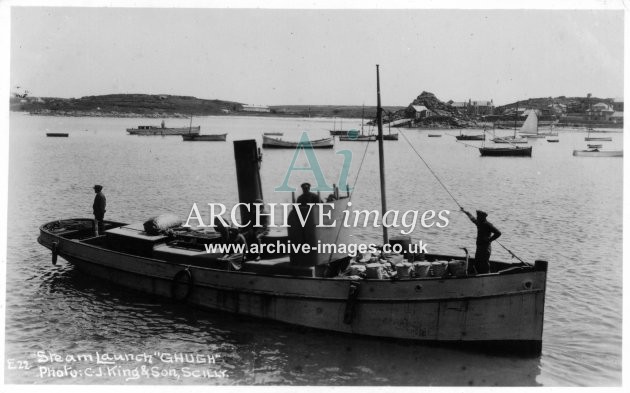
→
(38, 66, 547, 355)
(127, 117, 201, 136)
(182, 133, 227, 141)
(262, 135, 334, 149)
(573, 149, 622, 157)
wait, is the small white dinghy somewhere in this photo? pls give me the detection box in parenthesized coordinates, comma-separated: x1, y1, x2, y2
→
(573, 149, 622, 157)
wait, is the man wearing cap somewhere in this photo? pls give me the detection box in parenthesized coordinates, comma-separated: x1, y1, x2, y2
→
(461, 208, 501, 274)
(92, 185, 106, 235)
(296, 182, 322, 206)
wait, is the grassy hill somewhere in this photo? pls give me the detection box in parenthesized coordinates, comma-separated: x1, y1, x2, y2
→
(10, 94, 242, 117)
(10, 94, 405, 118)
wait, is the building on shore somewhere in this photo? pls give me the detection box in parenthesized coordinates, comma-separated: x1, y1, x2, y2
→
(586, 102, 615, 121)
(448, 99, 494, 116)
(610, 111, 624, 124)
(408, 105, 429, 119)
(241, 104, 270, 113)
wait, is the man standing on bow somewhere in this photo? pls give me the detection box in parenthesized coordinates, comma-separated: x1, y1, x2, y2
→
(461, 208, 501, 274)
(92, 184, 106, 235)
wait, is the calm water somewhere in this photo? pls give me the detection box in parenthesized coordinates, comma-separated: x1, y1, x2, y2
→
(4, 113, 623, 385)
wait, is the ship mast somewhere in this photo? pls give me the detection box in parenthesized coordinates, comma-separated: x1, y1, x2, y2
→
(376, 65, 388, 244)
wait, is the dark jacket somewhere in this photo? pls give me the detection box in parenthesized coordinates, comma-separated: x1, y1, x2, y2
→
(297, 192, 322, 205)
(93, 192, 106, 218)
(469, 216, 501, 246)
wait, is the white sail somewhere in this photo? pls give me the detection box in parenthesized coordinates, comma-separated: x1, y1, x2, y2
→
(520, 110, 538, 134)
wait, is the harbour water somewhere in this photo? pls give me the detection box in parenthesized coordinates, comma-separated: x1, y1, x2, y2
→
(4, 113, 623, 385)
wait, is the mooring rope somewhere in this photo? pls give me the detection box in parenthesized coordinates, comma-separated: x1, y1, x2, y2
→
(399, 129, 531, 266)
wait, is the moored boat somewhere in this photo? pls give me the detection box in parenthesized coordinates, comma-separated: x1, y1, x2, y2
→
(547, 138, 559, 143)
(427, 134, 442, 137)
(492, 137, 528, 144)
(573, 149, 622, 157)
(585, 136, 612, 142)
(46, 133, 69, 137)
(262, 134, 334, 149)
(182, 133, 227, 141)
(479, 146, 533, 157)
(378, 133, 399, 141)
(455, 130, 485, 141)
(339, 134, 376, 141)
(127, 125, 201, 136)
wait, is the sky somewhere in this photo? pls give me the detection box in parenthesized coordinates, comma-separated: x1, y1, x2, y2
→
(7, 5, 625, 106)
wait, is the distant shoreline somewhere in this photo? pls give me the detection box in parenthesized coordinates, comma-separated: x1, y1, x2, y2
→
(12, 110, 623, 130)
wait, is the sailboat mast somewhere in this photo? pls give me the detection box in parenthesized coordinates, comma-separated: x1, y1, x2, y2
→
(376, 65, 388, 245)
(361, 104, 365, 135)
(513, 102, 518, 139)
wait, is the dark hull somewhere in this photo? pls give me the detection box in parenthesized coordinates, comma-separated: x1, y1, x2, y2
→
(38, 218, 547, 355)
(479, 146, 533, 157)
(456, 135, 485, 141)
(182, 133, 227, 141)
(127, 126, 201, 136)
(46, 133, 69, 137)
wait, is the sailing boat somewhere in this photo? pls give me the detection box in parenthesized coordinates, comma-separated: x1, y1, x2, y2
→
(518, 110, 546, 139)
(480, 109, 532, 156)
(585, 129, 612, 142)
(181, 114, 227, 141)
(492, 104, 528, 144)
(329, 117, 350, 136)
(37, 65, 547, 355)
(339, 105, 376, 141)
(455, 128, 485, 141)
(378, 117, 399, 141)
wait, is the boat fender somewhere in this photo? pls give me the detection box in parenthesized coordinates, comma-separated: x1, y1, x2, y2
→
(522, 280, 533, 290)
(51, 241, 59, 265)
(171, 268, 194, 301)
(343, 280, 361, 325)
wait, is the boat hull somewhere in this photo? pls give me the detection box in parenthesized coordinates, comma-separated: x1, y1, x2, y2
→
(182, 133, 227, 141)
(455, 135, 485, 141)
(518, 134, 546, 139)
(339, 135, 376, 141)
(491, 138, 528, 144)
(573, 150, 622, 157)
(127, 126, 201, 136)
(377, 134, 399, 141)
(263, 135, 334, 149)
(480, 146, 533, 157)
(38, 219, 546, 355)
(46, 133, 69, 137)
(585, 137, 613, 141)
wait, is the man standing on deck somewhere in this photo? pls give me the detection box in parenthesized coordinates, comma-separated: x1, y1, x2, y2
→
(461, 208, 501, 274)
(92, 185, 106, 235)
(296, 182, 322, 206)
